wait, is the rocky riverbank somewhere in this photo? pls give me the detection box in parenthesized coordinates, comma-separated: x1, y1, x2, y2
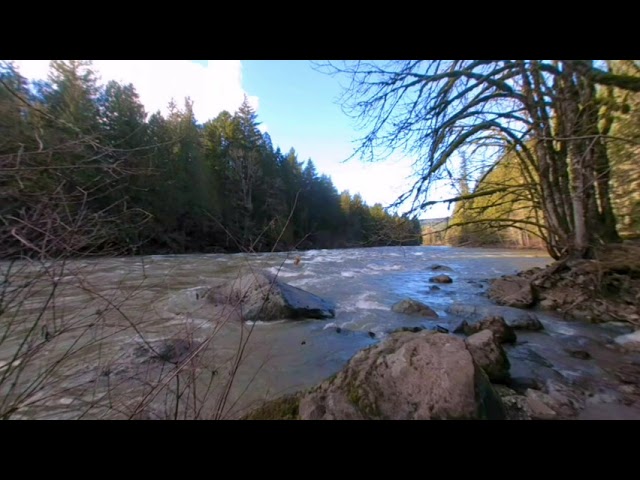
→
(488, 243, 640, 331)
(243, 246, 640, 420)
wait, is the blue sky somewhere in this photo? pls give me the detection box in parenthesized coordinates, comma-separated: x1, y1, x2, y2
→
(12, 60, 454, 219)
(240, 60, 452, 218)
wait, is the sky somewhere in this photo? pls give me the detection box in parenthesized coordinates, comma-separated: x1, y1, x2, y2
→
(11, 60, 454, 219)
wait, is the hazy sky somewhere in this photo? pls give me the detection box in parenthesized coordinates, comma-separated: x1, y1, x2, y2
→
(13, 60, 454, 218)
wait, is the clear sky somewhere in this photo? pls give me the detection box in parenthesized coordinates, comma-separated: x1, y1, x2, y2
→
(11, 60, 453, 219)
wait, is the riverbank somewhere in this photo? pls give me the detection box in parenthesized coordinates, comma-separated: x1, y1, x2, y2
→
(242, 245, 640, 420)
(2, 246, 639, 419)
(488, 242, 640, 327)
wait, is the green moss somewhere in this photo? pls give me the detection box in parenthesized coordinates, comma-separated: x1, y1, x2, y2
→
(346, 376, 383, 419)
(243, 394, 301, 420)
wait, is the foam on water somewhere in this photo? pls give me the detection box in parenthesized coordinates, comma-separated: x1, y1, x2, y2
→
(266, 266, 301, 278)
(244, 319, 289, 326)
(366, 264, 403, 272)
(340, 292, 389, 312)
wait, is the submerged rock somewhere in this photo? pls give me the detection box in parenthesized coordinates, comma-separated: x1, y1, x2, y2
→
(488, 276, 534, 308)
(297, 332, 506, 420)
(391, 298, 438, 318)
(429, 274, 453, 284)
(568, 350, 592, 360)
(429, 264, 453, 272)
(507, 345, 564, 393)
(387, 326, 426, 334)
(133, 338, 201, 365)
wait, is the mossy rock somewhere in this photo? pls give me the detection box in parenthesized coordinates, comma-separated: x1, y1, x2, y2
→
(243, 394, 301, 420)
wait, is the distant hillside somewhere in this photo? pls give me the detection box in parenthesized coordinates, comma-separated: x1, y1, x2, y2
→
(420, 217, 450, 228)
(420, 217, 450, 245)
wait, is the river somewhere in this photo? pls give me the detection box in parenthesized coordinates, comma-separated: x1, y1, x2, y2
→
(2, 246, 639, 419)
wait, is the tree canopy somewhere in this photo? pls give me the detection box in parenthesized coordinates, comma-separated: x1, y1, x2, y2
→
(316, 60, 640, 259)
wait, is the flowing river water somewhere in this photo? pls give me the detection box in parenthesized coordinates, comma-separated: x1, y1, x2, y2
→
(2, 246, 639, 419)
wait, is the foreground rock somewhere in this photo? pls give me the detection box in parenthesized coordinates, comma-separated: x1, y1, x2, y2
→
(447, 303, 544, 331)
(488, 276, 534, 308)
(456, 316, 517, 344)
(391, 299, 438, 318)
(298, 332, 505, 420)
(429, 274, 453, 284)
(243, 394, 301, 420)
(170, 272, 335, 321)
(465, 330, 510, 383)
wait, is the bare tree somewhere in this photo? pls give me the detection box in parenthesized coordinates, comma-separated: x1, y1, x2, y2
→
(315, 60, 640, 259)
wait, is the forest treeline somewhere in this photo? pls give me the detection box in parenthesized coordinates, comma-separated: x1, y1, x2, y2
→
(0, 61, 421, 258)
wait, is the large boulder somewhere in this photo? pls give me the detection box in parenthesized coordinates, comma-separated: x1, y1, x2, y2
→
(167, 272, 335, 321)
(298, 332, 506, 420)
(488, 276, 534, 309)
(446, 303, 544, 331)
(391, 299, 438, 318)
(465, 330, 511, 383)
(209, 272, 335, 321)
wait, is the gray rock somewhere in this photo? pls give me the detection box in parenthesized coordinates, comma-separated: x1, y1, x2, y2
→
(508, 314, 544, 331)
(501, 394, 533, 420)
(465, 330, 511, 384)
(207, 272, 335, 321)
(391, 298, 438, 318)
(429, 274, 453, 284)
(544, 380, 583, 417)
(464, 316, 517, 344)
(488, 276, 534, 308)
(298, 332, 505, 420)
(525, 389, 558, 419)
(452, 320, 468, 334)
(507, 345, 564, 393)
(388, 326, 426, 334)
(612, 363, 640, 385)
(429, 264, 453, 272)
(446, 303, 544, 331)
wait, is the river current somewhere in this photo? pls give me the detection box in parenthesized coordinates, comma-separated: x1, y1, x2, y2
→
(2, 246, 638, 419)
